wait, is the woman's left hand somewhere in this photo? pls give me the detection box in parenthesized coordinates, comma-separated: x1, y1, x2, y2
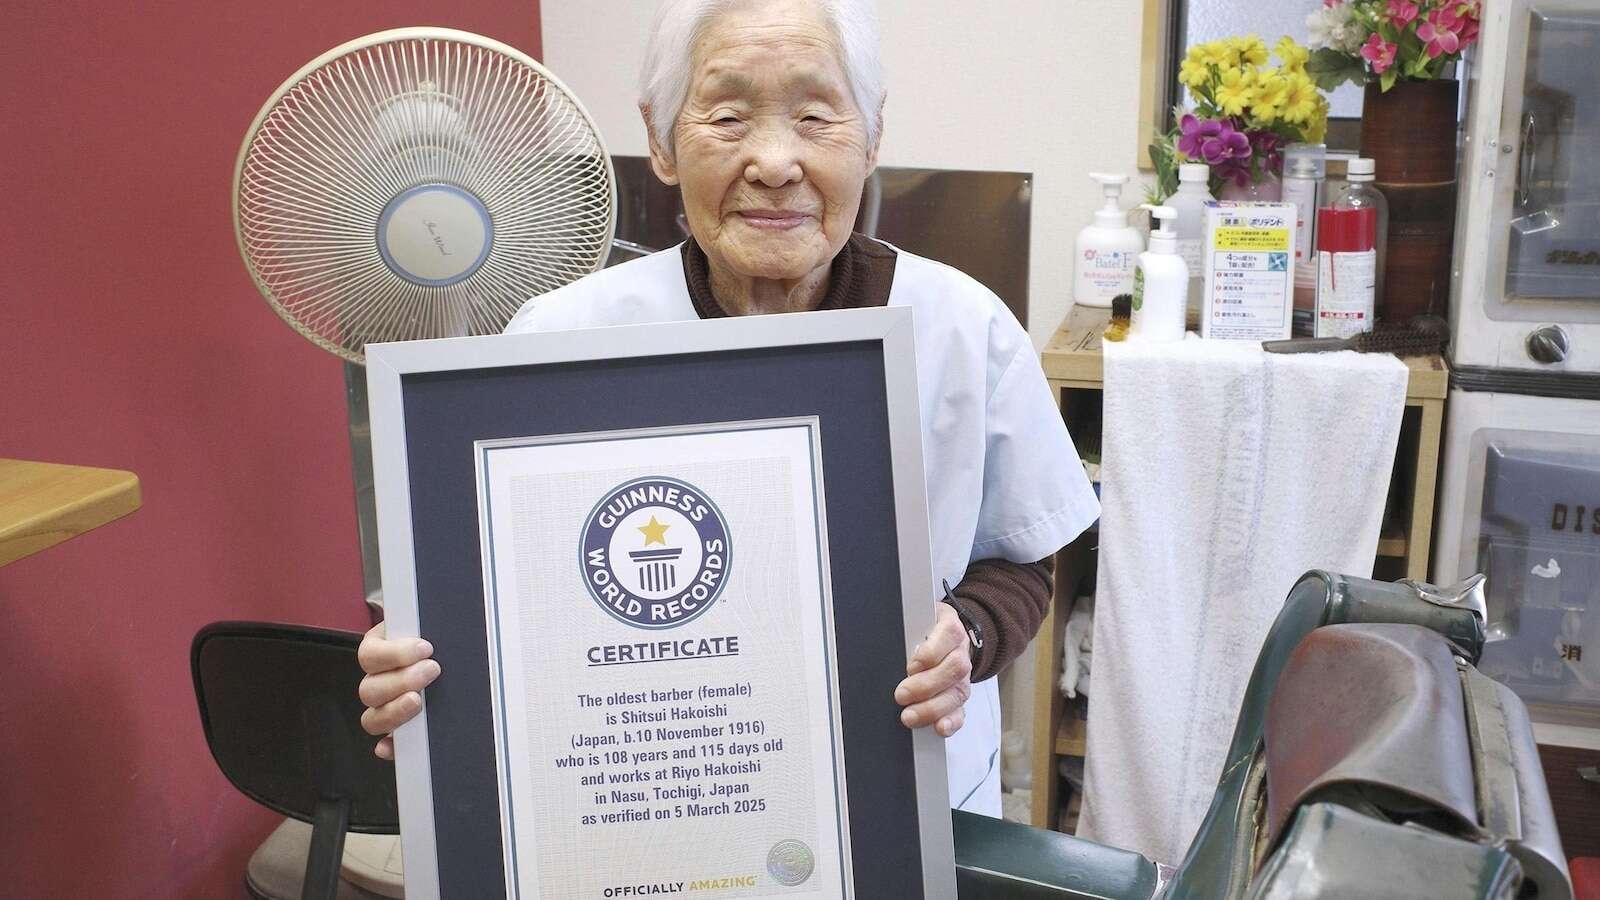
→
(894, 603, 972, 737)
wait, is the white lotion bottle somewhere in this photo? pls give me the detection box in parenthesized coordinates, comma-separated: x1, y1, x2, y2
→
(1130, 204, 1189, 342)
(1167, 163, 1214, 326)
(1073, 173, 1143, 308)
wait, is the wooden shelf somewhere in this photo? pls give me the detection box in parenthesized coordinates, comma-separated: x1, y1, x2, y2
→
(1041, 305, 1450, 401)
(1054, 701, 1087, 757)
(1377, 524, 1408, 559)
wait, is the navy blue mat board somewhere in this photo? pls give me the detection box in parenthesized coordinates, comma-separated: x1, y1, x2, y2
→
(398, 341, 925, 898)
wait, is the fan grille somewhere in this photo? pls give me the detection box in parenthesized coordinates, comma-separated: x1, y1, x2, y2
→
(235, 29, 615, 363)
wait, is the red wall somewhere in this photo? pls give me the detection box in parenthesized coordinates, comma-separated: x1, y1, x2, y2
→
(0, 3, 539, 897)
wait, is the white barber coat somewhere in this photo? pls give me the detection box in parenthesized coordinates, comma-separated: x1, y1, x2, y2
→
(505, 241, 1099, 815)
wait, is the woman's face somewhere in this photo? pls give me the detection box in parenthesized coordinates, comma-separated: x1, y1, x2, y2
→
(650, 0, 876, 283)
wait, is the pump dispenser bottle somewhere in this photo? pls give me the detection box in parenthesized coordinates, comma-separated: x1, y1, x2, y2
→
(1130, 205, 1188, 342)
(1074, 173, 1143, 308)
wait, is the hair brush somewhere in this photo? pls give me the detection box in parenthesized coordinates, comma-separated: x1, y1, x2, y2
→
(1262, 315, 1448, 358)
(1102, 293, 1133, 342)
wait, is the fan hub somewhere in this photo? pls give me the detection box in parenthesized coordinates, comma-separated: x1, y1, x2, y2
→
(376, 184, 493, 287)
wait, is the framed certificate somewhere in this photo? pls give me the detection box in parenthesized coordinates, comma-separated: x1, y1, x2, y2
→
(368, 308, 955, 899)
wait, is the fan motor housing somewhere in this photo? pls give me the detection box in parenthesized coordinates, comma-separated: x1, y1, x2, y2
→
(376, 184, 494, 287)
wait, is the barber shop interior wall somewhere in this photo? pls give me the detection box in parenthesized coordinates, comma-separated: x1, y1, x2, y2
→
(541, 0, 1146, 350)
(541, 0, 1146, 792)
(0, 2, 538, 897)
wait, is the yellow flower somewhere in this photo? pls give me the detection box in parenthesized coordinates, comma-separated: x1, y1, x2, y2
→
(1280, 74, 1320, 125)
(1179, 50, 1213, 89)
(1215, 67, 1255, 116)
(1193, 39, 1235, 69)
(1250, 69, 1292, 119)
(1275, 36, 1310, 74)
(1304, 97, 1330, 143)
(1235, 34, 1270, 67)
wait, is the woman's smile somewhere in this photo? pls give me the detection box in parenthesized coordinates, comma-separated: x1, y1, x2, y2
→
(734, 209, 813, 230)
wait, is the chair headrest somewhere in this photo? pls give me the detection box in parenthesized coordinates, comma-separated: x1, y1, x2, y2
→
(192, 621, 398, 833)
(1264, 623, 1479, 844)
(1260, 622, 1573, 898)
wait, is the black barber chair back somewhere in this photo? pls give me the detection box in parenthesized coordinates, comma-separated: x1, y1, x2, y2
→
(952, 572, 1575, 900)
(192, 622, 398, 900)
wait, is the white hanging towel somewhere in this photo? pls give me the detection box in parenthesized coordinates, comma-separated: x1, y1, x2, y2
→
(1076, 339, 1407, 866)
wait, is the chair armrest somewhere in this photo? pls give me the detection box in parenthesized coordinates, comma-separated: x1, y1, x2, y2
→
(953, 809, 1162, 899)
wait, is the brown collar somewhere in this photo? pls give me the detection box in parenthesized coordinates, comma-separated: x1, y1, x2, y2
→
(680, 233, 897, 319)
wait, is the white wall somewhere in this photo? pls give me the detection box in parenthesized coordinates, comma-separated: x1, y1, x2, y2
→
(542, 1, 1150, 785)
(541, 0, 1151, 349)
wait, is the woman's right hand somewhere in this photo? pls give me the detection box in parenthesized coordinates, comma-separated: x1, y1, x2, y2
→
(357, 621, 440, 760)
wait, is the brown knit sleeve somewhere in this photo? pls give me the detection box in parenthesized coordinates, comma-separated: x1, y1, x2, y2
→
(950, 556, 1055, 682)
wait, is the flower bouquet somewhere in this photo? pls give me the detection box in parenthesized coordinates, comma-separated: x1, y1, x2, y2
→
(1149, 36, 1329, 202)
(1303, 1, 1481, 323)
(1304, 0, 1482, 92)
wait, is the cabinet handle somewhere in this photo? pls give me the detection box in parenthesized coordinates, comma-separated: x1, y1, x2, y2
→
(1581, 765, 1599, 786)
(1516, 111, 1536, 209)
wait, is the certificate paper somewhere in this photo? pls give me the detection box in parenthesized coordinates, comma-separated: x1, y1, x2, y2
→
(477, 419, 851, 899)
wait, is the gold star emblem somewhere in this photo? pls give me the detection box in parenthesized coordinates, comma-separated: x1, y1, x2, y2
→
(637, 515, 670, 546)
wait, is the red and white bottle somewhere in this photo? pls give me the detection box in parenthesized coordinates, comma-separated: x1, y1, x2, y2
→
(1314, 205, 1378, 339)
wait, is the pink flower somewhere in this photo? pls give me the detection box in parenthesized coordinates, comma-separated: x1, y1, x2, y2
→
(1323, 0, 1344, 7)
(1386, 0, 1419, 26)
(1417, 8, 1464, 58)
(1360, 33, 1398, 73)
(1455, 2, 1482, 45)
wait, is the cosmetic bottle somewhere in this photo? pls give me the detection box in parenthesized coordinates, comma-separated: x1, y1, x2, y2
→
(1167, 163, 1214, 327)
(1074, 173, 1142, 308)
(1281, 143, 1325, 335)
(1129, 204, 1188, 342)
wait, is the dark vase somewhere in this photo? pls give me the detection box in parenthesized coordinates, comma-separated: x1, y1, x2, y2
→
(1359, 78, 1460, 325)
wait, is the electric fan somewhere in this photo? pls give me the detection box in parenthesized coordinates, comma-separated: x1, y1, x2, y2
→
(230, 29, 615, 898)
(232, 27, 617, 613)
(234, 27, 616, 363)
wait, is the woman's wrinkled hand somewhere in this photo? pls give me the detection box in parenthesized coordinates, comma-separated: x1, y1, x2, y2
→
(893, 603, 972, 737)
(357, 621, 440, 760)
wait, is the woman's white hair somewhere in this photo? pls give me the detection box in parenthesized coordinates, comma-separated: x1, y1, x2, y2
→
(638, 0, 884, 156)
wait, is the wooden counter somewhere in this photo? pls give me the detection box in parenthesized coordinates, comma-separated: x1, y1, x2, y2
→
(0, 459, 142, 566)
(1041, 304, 1449, 400)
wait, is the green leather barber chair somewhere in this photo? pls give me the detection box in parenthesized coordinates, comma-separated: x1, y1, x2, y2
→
(953, 570, 1575, 900)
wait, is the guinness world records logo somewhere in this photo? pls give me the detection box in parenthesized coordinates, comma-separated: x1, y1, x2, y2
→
(580, 476, 731, 629)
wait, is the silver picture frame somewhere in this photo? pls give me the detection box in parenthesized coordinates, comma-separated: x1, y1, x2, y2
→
(365, 306, 955, 899)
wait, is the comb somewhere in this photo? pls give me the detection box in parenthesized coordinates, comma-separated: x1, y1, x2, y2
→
(1262, 316, 1448, 358)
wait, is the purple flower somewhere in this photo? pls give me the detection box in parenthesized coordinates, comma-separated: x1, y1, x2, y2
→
(1249, 129, 1284, 175)
(1179, 114, 1252, 167)
(1215, 158, 1255, 188)
(1177, 114, 1216, 158)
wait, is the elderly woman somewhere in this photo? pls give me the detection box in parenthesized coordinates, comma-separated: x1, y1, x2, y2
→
(358, 0, 1097, 816)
